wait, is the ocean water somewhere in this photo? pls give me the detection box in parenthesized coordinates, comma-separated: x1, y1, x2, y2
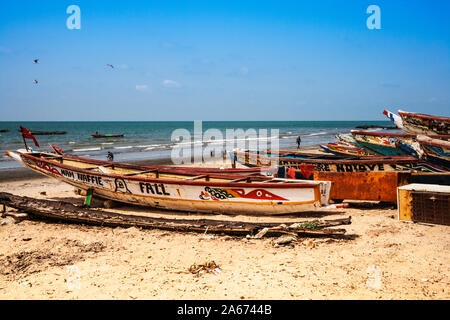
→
(0, 121, 392, 170)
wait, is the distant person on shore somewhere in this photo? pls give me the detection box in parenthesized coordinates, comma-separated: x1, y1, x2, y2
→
(296, 136, 301, 149)
(107, 152, 114, 162)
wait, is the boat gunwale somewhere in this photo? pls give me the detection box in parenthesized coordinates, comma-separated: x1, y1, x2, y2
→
(17, 152, 322, 189)
(234, 150, 420, 165)
(60, 153, 268, 174)
(398, 110, 450, 122)
(417, 137, 450, 149)
(351, 130, 450, 139)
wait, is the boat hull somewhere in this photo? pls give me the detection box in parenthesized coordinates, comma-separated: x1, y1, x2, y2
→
(233, 150, 447, 202)
(398, 110, 449, 135)
(9, 151, 329, 215)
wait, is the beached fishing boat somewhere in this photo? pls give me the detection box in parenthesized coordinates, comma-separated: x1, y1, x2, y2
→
(351, 130, 450, 160)
(416, 135, 450, 170)
(262, 149, 349, 159)
(6, 150, 333, 215)
(320, 142, 375, 157)
(398, 110, 449, 135)
(232, 149, 443, 174)
(382, 109, 405, 131)
(350, 130, 421, 156)
(232, 149, 448, 202)
(91, 133, 124, 138)
(335, 133, 358, 146)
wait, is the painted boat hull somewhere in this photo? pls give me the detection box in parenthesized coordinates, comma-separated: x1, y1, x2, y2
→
(417, 135, 450, 170)
(7, 151, 331, 215)
(321, 143, 375, 157)
(398, 110, 450, 135)
(351, 131, 415, 156)
(233, 150, 448, 202)
(233, 150, 444, 174)
(352, 140, 409, 156)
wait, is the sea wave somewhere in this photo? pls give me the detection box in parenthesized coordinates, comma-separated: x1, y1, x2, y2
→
(73, 147, 102, 152)
(304, 131, 330, 137)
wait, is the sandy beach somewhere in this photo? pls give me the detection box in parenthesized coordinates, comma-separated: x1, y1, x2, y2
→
(0, 149, 448, 300)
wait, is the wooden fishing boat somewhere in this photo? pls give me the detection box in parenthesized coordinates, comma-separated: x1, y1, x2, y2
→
(351, 130, 450, 159)
(232, 149, 448, 202)
(416, 135, 450, 170)
(382, 109, 405, 131)
(335, 133, 358, 146)
(350, 130, 420, 156)
(355, 125, 397, 130)
(398, 110, 449, 135)
(46, 144, 275, 176)
(320, 143, 375, 157)
(264, 149, 346, 159)
(91, 133, 124, 138)
(6, 150, 333, 215)
(232, 149, 444, 174)
(16, 130, 67, 135)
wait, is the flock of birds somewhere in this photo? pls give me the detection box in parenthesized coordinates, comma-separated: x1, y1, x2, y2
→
(32, 59, 114, 84)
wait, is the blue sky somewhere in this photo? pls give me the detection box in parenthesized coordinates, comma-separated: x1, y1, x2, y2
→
(0, 0, 449, 121)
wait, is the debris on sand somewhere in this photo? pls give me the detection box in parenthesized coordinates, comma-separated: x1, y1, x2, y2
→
(272, 235, 298, 247)
(189, 261, 221, 276)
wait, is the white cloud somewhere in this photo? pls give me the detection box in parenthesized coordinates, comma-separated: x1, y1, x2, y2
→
(135, 84, 149, 92)
(162, 79, 181, 88)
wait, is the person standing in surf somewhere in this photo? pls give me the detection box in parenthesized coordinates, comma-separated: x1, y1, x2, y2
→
(296, 135, 301, 149)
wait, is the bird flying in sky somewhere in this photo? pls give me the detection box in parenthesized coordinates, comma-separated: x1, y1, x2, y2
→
(33, 80, 38, 84)
(33, 59, 39, 64)
(106, 64, 114, 68)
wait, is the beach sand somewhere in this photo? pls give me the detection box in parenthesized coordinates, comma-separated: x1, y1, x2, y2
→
(0, 149, 449, 300)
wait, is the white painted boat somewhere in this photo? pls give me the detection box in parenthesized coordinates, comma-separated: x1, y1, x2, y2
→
(6, 150, 332, 215)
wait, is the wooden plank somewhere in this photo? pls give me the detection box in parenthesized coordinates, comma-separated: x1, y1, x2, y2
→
(397, 189, 413, 222)
(0, 192, 352, 238)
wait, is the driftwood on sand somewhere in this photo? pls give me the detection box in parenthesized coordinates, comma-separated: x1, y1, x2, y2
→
(0, 192, 351, 238)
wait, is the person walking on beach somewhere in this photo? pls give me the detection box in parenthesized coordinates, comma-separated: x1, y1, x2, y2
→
(296, 135, 301, 149)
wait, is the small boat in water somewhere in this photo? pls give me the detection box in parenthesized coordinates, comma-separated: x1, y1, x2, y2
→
(92, 133, 124, 138)
(6, 150, 333, 215)
(0, 129, 10, 133)
(17, 130, 67, 135)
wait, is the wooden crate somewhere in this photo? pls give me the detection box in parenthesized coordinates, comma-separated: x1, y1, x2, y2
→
(397, 184, 450, 225)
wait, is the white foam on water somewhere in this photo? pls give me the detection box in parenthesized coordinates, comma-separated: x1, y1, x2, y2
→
(136, 144, 160, 148)
(113, 146, 133, 150)
(68, 141, 76, 144)
(73, 147, 101, 152)
(101, 142, 114, 145)
(305, 131, 330, 137)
